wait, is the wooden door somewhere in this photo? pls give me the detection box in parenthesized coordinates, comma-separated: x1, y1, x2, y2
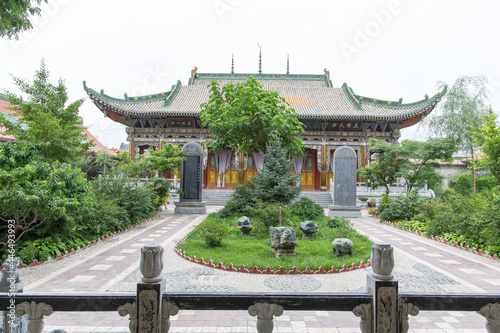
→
(207, 151, 238, 189)
(300, 150, 316, 190)
(224, 152, 239, 188)
(245, 155, 258, 182)
(207, 152, 218, 188)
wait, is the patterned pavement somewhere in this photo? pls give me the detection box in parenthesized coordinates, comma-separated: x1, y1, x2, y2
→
(13, 204, 500, 332)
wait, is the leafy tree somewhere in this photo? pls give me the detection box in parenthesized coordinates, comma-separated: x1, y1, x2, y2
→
(146, 140, 185, 175)
(423, 75, 490, 191)
(93, 150, 114, 176)
(114, 141, 184, 178)
(200, 76, 304, 157)
(359, 138, 456, 193)
(0, 142, 89, 248)
(0, 59, 91, 163)
(251, 138, 300, 205)
(472, 108, 500, 182)
(0, 0, 47, 40)
(358, 138, 401, 193)
(398, 138, 456, 192)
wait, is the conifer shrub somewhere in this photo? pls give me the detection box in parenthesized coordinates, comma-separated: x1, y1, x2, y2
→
(291, 197, 324, 220)
(250, 139, 300, 206)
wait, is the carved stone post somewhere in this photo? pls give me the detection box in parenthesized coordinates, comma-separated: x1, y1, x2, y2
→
(1, 257, 28, 332)
(367, 243, 399, 333)
(248, 302, 284, 333)
(136, 244, 166, 333)
(478, 303, 500, 333)
(15, 301, 53, 333)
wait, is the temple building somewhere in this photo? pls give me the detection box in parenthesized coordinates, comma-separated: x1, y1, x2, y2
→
(84, 66, 444, 191)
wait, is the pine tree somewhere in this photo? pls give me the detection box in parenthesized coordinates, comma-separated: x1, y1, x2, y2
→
(251, 139, 300, 206)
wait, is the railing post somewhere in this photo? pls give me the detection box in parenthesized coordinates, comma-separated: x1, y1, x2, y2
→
(136, 244, 167, 333)
(248, 302, 284, 333)
(367, 243, 399, 333)
(0, 257, 28, 332)
(478, 303, 500, 333)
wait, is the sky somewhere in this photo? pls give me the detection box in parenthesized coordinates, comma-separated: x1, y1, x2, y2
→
(1, 0, 499, 149)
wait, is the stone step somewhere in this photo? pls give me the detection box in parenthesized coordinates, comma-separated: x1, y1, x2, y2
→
(202, 189, 334, 208)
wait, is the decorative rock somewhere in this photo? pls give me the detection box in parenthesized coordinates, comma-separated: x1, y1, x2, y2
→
(237, 216, 253, 234)
(300, 221, 319, 239)
(269, 227, 298, 257)
(332, 238, 353, 256)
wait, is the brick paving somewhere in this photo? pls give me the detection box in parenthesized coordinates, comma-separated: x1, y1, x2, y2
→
(12, 204, 500, 333)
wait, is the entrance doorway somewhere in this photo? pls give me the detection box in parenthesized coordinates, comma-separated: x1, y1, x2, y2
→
(300, 150, 316, 190)
(207, 151, 239, 189)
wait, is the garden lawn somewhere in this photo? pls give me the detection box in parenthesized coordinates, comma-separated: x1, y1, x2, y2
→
(177, 214, 373, 271)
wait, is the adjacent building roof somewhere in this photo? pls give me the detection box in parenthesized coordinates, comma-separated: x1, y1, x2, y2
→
(0, 92, 116, 154)
(84, 70, 445, 128)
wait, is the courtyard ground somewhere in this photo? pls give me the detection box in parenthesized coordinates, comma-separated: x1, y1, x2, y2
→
(15, 205, 500, 333)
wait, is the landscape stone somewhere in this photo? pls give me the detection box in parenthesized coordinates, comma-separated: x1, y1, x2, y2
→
(237, 216, 253, 234)
(300, 221, 319, 239)
(269, 227, 298, 257)
(332, 238, 353, 256)
(329, 146, 361, 218)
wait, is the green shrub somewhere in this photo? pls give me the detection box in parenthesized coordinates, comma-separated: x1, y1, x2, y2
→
(150, 177, 175, 210)
(198, 213, 228, 247)
(378, 191, 427, 222)
(399, 219, 427, 233)
(244, 200, 291, 231)
(218, 182, 256, 218)
(368, 207, 378, 216)
(452, 172, 500, 195)
(326, 216, 351, 229)
(291, 197, 324, 220)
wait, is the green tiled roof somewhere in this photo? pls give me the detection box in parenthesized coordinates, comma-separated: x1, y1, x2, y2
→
(84, 73, 444, 122)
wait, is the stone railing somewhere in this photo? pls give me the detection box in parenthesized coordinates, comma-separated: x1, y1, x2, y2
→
(1, 243, 499, 333)
(329, 180, 436, 203)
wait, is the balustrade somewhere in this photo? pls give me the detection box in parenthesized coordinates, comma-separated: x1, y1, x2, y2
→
(1, 243, 499, 332)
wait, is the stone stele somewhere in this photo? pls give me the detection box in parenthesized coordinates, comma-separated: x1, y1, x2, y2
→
(174, 142, 207, 214)
(329, 146, 361, 218)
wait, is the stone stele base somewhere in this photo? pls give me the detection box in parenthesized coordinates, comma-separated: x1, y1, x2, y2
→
(174, 201, 207, 214)
(328, 205, 362, 218)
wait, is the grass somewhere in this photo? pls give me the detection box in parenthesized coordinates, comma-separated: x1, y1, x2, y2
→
(177, 213, 373, 271)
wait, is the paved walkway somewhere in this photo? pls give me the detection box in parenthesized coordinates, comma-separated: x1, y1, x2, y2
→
(15, 204, 500, 333)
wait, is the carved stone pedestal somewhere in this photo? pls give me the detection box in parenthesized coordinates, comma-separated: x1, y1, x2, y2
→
(328, 205, 362, 218)
(174, 201, 207, 214)
(273, 248, 296, 258)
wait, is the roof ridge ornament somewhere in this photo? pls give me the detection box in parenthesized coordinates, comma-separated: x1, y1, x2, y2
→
(287, 54, 289, 75)
(257, 41, 262, 75)
(231, 53, 234, 75)
(324, 68, 330, 78)
(191, 67, 198, 76)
